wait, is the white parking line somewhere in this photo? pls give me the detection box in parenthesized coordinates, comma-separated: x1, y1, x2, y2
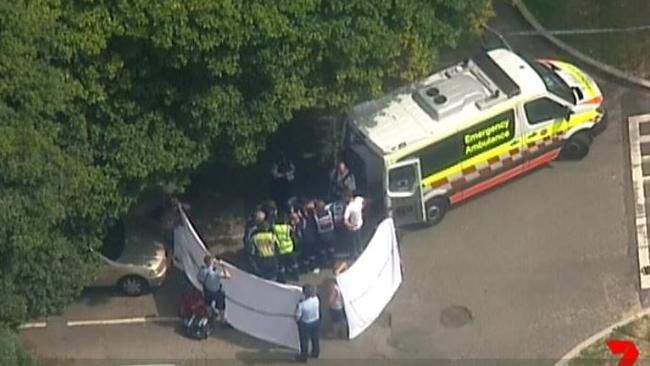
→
(66, 316, 179, 327)
(18, 322, 47, 329)
(20, 316, 181, 330)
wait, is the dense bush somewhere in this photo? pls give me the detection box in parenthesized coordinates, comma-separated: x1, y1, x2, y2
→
(0, 0, 492, 359)
(0, 325, 34, 366)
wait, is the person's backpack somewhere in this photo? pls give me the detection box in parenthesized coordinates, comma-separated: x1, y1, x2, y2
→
(183, 314, 213, 340)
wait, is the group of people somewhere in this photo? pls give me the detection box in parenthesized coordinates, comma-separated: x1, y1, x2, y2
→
(195, 240, 349, 362)
(190, 155, 367, 362)
(242, 157, 366, 284)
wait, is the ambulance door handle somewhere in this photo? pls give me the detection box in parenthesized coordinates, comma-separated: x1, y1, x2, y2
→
(528, 132, 537, 138)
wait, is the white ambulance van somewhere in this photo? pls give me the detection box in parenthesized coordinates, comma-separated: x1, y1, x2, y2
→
(342, 48, 606, 227)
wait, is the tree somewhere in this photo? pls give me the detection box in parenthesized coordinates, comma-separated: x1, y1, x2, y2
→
(0, 0, 100, 324)
(0, 0, 493, 348)
(0, 324, 34, 366)
(55, 0, 493, 167)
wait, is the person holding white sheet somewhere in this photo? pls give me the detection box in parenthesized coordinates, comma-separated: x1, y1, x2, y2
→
(343, 189, 365, 260)
(197, 255, 231, 324)
(327, 261, 349, 339)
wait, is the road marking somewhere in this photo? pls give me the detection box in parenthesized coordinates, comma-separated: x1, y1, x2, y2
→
(627, 114, 650, 289)
(507, 24, 650, 36)
(18, 322, 47, 329)
(66, 316, 179, 327)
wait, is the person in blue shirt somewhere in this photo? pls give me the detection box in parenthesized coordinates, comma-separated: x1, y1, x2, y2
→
(295, 284, 320, 362)
(197, 255, 231, 324)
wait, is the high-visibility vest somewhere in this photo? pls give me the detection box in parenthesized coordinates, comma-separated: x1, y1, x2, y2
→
(253, 232, 277, 258)
(315, 209, 334, 234)
(273, 224, 294, 255)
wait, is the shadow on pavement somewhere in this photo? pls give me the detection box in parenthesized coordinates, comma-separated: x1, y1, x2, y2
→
(153, 267, 190, 317)
(151, 316, 274, 352)
(76, 288, 120, 307)
(235, 349, 295, 365)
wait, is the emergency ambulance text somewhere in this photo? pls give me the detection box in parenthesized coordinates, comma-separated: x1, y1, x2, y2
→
(463, 119, 511, 156)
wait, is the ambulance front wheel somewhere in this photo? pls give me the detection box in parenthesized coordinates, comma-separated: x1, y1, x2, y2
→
(425, 197, 448, 226)
(561, 132, 592, 160)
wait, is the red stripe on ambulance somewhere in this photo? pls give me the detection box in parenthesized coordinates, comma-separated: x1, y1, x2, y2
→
(449, 148, 561, 204)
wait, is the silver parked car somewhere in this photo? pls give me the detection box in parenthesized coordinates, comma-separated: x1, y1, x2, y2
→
(90, 218, 168, 296)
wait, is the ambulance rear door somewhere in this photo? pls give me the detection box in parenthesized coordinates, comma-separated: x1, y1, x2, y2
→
(386, 158, 425, 226)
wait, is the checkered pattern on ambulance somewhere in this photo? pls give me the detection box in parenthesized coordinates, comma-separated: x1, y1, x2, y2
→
(423, 132, 564, 195)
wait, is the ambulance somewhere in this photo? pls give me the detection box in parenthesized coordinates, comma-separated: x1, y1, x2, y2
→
(342, 48, 606, 227)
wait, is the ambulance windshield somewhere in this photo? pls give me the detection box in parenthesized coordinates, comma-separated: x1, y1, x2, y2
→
(529, 61, 576, 105)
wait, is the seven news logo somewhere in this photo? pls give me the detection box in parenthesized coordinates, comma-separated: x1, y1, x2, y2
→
(608, 340, 639, 366)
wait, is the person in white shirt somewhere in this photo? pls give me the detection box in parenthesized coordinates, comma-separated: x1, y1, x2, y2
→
(343, 190, 365, 259)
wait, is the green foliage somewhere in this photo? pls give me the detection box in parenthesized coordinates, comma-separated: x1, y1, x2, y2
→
(0, 324, 35, 366)
(0, 0, 99, 324)
(55, 0, 494, 166)
(0, 0, 493, 336)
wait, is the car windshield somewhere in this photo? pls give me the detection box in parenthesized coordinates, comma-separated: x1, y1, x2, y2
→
(529, 60, 575, 105)
(99, 220, 126, 261)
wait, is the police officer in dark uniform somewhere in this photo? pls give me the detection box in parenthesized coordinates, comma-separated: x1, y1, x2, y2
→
(243, 210, 266, 273)
(271, 152, 296, 212)
(314, 200, 336, 268)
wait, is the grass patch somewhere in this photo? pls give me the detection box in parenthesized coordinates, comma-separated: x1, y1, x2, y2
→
(567, 316, 650, 365)
(523, 0, 650, 78)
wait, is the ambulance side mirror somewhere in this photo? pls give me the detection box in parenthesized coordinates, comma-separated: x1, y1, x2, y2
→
(565, 108, 574, 121)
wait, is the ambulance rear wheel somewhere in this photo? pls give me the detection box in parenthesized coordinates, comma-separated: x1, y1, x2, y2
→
(561, 132, 592, 160)
(425, 197, 448, 226)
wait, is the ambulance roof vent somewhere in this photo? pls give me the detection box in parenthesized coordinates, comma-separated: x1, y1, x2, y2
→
(412, 74, 488, 121)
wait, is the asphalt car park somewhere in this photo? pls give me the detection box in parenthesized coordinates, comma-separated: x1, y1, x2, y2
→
(20, 2, 650, 362)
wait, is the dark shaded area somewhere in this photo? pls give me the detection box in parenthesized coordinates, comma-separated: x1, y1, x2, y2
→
(98, 220, 126, 261)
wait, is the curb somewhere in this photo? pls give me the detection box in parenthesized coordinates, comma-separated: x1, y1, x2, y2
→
(555, 307, 650, 366)
(627, 114, 650, 289)
(513, 0, 650, 90)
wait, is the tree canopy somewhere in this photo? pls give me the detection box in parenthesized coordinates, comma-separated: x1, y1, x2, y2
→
(0, 0, 492, 334)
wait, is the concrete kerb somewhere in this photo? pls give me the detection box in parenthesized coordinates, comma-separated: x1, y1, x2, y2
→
(513, 0, 650, 90)
(555, 307, 650, 366)
(628, 114, 650, 290)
